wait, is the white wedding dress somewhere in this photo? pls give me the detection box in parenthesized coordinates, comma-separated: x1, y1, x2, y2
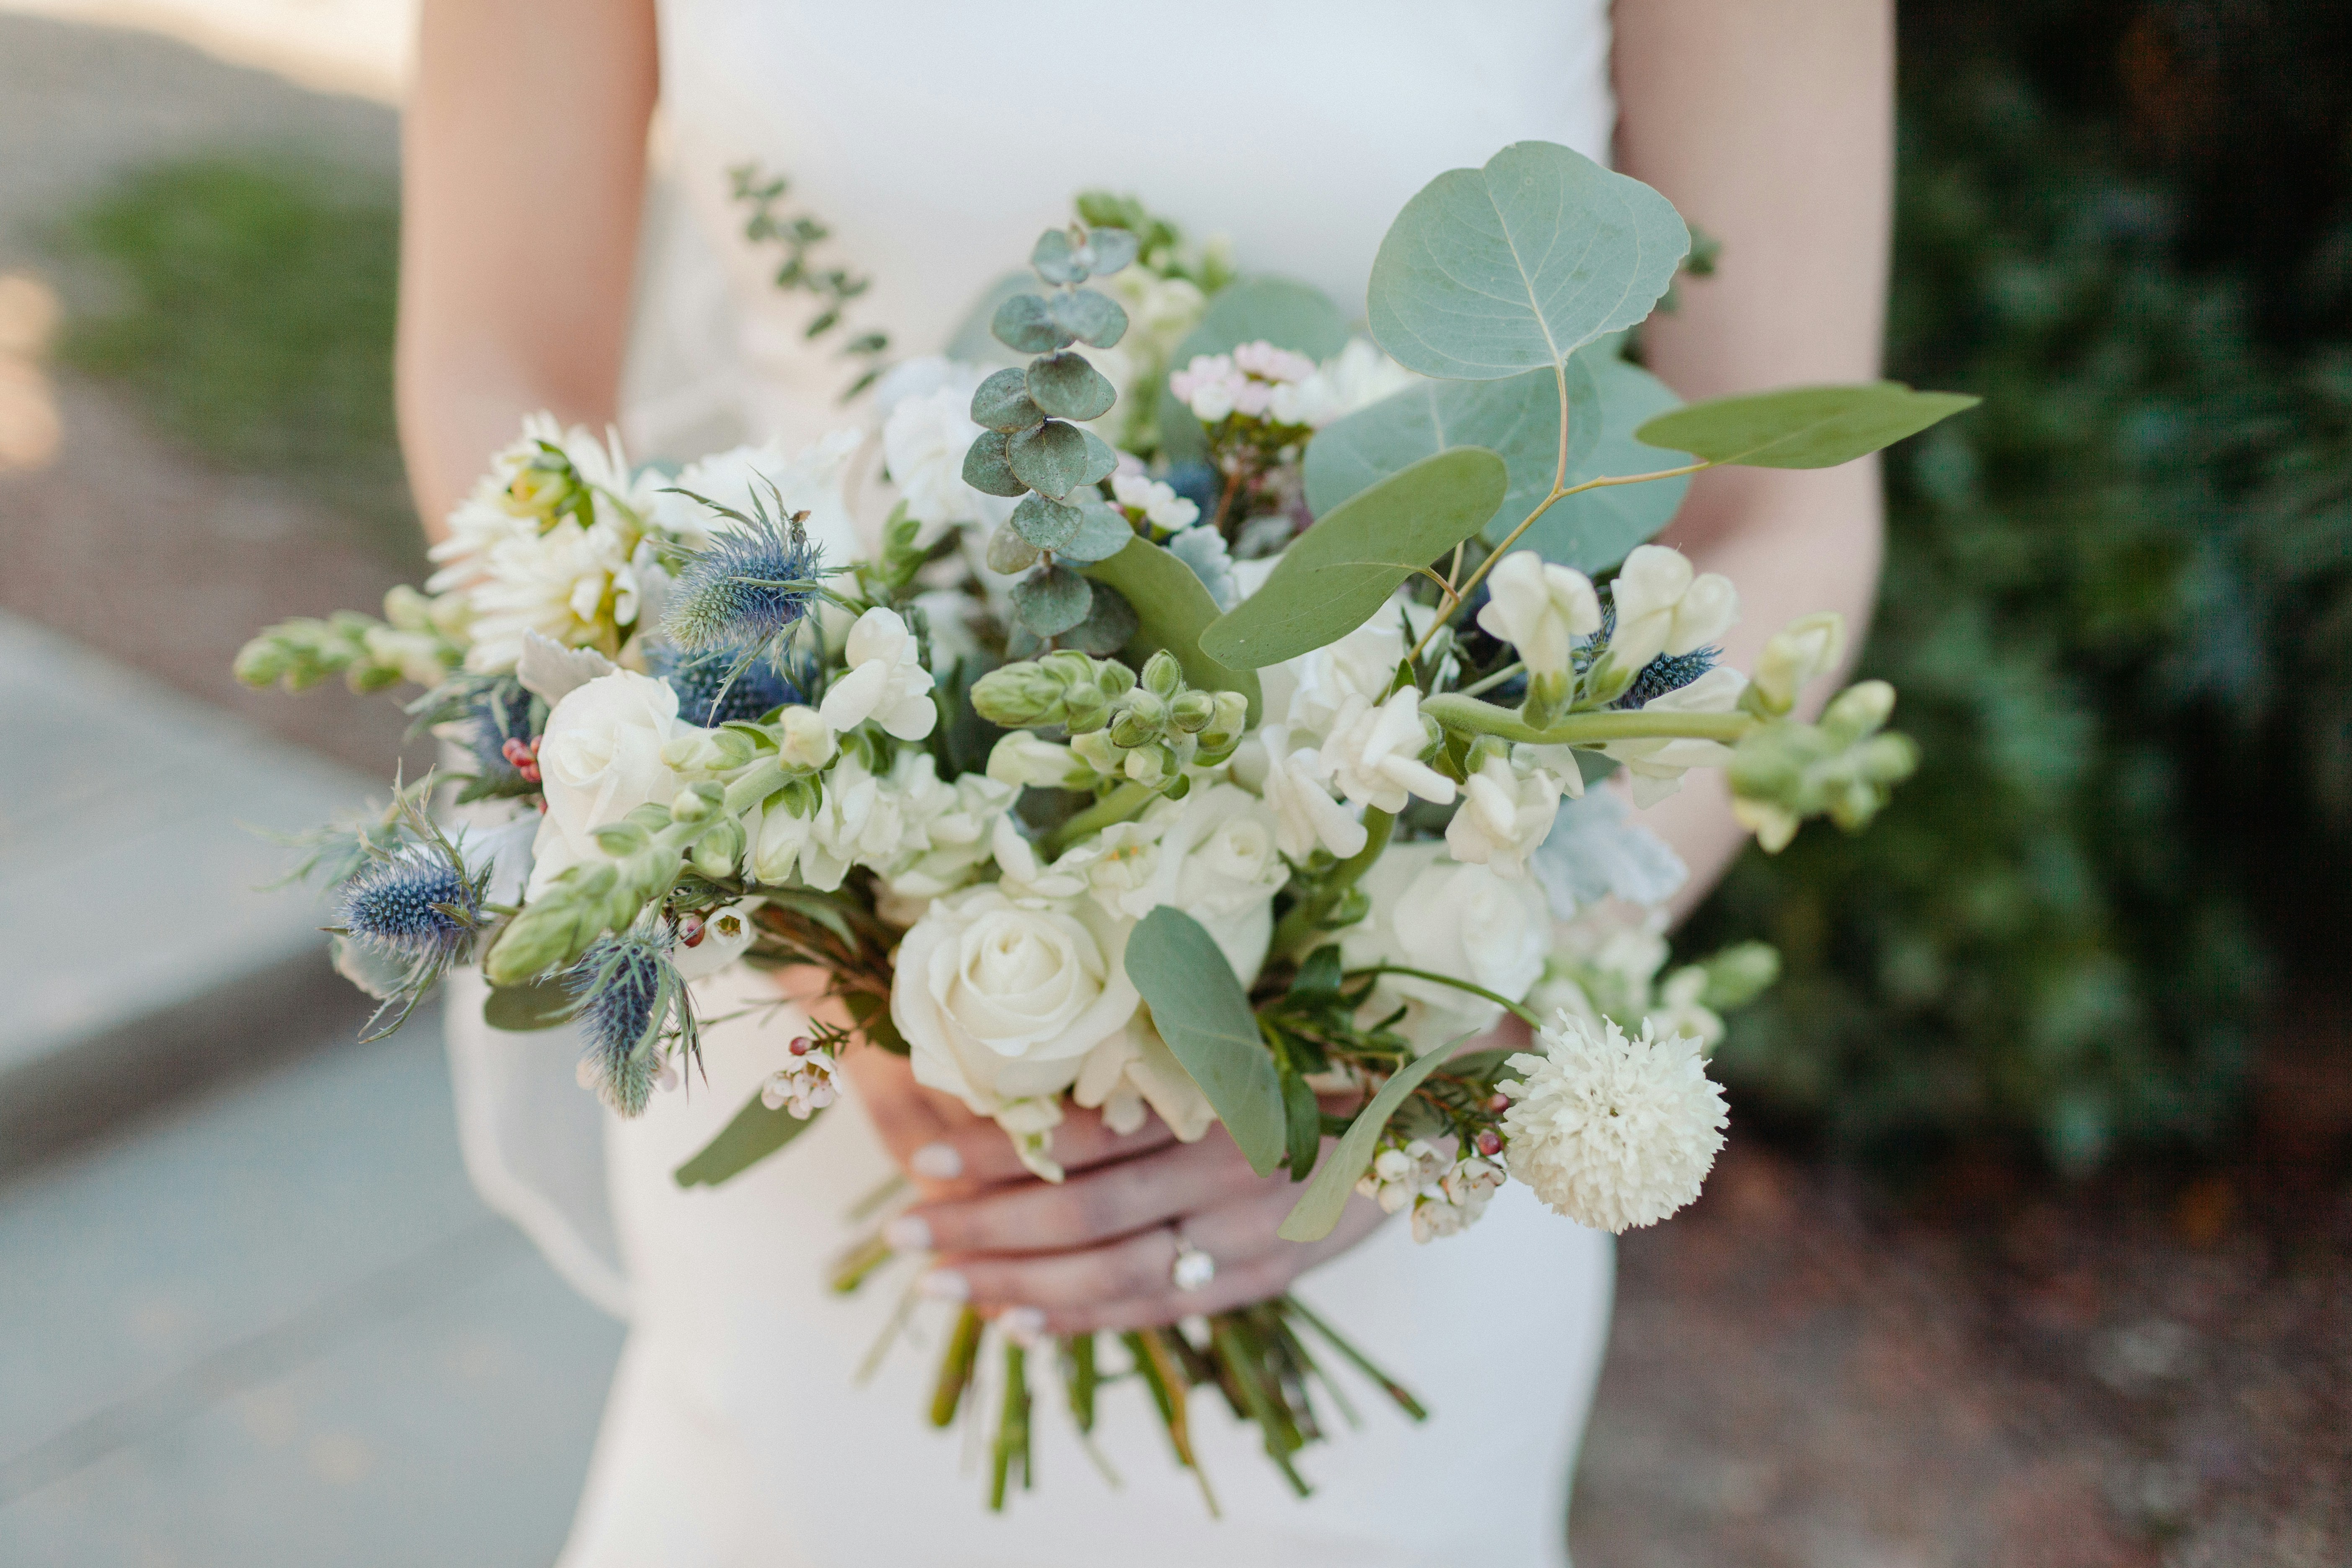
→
(446, 3, 1621, 1563)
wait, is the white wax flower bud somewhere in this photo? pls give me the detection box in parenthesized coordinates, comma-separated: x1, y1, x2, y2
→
(1749, 611, 1848, 716)
(1316, 689, 1458, 814)
(818, 607, 938, 741)
(1475, 551, 1600, 681)
(1607, 544, 1740, 672)
(1444, 753, 1564, 878)
(986, 731, 1093, 789)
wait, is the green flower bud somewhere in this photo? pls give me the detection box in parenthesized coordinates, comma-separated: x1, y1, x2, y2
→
(972, 663, 1064, 727)
(1108, 707, 1158, 749)
(1040, 649, 1099, 690)
(669, 781, 724, 824)
(593, 820, 651, 856)
(1141, 649, 1182, 698)
(1821, 679, 1896, 742)
(1063, 682, 1111, 733)
(1697, 942, 1781, 1010)
(1123, 743, 1173, 787)
(691, 817, 747, 880)
(1169, 689, 1215, 733)
(1093, 659, 1137, 699)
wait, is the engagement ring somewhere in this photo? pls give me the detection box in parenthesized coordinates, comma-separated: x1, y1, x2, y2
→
(1169, 1228, 1216, 1292)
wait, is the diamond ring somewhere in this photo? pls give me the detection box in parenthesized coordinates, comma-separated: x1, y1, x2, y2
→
(1169, 1227, 1216, 1292)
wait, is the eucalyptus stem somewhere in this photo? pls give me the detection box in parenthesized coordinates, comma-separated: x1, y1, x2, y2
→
(1271, 808, 1395, 957)
(1043, 780, 1159, 855)
(1347, 964, 1544, 1027)
(1421, 691, 1758, 747)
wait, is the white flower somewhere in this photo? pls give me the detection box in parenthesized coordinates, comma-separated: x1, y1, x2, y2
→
(1749, 611, 1848, 716)
(1261, 745, 1367, 859)
(1268, 337, 1419, 427)
(1070, 1020, 1215, 1142)
(653, 431, 867, 566)
(1602, 665, 1750, 807)
(1444, 753, 1564, 877)
(1358, 1138, 1448, 1214)
(1263, 612, 1417, 743)
(818, 607, 937, 741)
(1649, 966, 1727, 1054)
(1605, 544, 1739, 673)
(456, 514, 645, 675)
(1498, 1012, 1728, 1233)
(889, 884, 1142, 1118)
(526, 671, 684, 897)
(796, 755, 905, 892)
(760, 1038, 839, 1118)
(1414, 1155, 1506, 1242)
(987, 731, 1096, 789)
(881, 362, 1013, 540)
(1317, 689, 1457, 813)
(1111, 471, 1199, 530)
(1339, 841, 1551, 1053)
(876, 753, 1015, 905)
(1476, 551, 1600, 685)
(773, 705, 838, 771)
(751, 797, 815, 884)
(673, 900, 761, 980)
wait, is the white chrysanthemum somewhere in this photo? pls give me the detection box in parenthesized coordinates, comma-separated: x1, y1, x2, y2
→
(1498, 1012, 1728, 1233)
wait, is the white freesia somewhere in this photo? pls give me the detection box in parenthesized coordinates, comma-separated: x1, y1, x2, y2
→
(818, 607, 938, 740)
(1261, 744, 1367, 859)
(1476, 551, 1601, 684)
(1602, 665, 1750, 807)
(526, 671, 684, 897)
(1498, 1012, 1728, 1233)
(1605, 544, 1740, 673)
(1444, 753, 1565, 877)
(1749, 611, 1848, 715)
(1340, 841, 1550, 1052)
(1317, 689, 1457, 813)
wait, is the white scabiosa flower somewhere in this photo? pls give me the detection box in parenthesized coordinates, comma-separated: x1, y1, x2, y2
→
(1498, 1011, 1729, 1233)
(818, 607, 937, 741)
(1604, 544, 1740, 673)
(1316, 689, 1458, 813)
(1444, 752, 1564, 878)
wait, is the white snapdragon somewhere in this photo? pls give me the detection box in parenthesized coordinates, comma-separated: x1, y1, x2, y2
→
(1444, 751, 1565, 878)
(1317, 689, 1458, 814)
(1748, 611, 1848, 716)
(1498, 1011, 1728, 1233)
(1476, 551, 1601, 694)
(795, 756, 906, 891)
(1110, 471, 1200, 530)
(987, 731, 1097, 790)
(1604, 544, 1739, 673)
(875, 753, 1016, 906)
(1602, 665, 1750, 807)
(1261, 744, 1368, 860)
(818, 607, 938, 741)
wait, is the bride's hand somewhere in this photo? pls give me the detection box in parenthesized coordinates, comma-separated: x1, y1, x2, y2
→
(839, 1048, 1178, 1198)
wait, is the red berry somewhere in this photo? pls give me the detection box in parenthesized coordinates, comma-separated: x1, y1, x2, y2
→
(1475, 1130, 1504, 1158)
(678, 915, 707, 948)
(1488, 1093, 1511, 1114)
(789, 1036, 812, 1057)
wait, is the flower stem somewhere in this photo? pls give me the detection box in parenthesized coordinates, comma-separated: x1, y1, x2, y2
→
(1421, 691, 1757, 746)
(1271, 807, 1395, 958)
(1042, 779, 1159, 856)
(1346, 964, 1543, 1027)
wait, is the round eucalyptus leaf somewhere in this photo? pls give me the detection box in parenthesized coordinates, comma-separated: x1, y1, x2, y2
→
(985, 524, 1041, 574)
(961, 429, 1028, 498)
(1174, 275, 1350, 364)
(1026, 352, 1117, 422)
(970, 367, 1043, 432)
(1006, 420, 1092, 499)
(1086, 227, 1140, 276)
(1010, 493, 1083, 550)
(1076, 426, 1120, 488)
(1052, 500, 1140, 565)
(1062, 580, 1140, 655)
(1032, 227, 1088, 285)
(994, 292, 1075, 354)
(1048, 288, 1128, 349)
(1010, 561, 1093, 637)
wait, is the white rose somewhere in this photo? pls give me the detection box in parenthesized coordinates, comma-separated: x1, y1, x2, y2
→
(819, 607, 937, 741)
(1606, 544, 1739, 673)
(1476, 551, 1600, 686)
(1318, 689, 1458, 813)
(890, 885, 1142, 1116)
(1602, 665, 1749, 807)
(526, 671, 684, 897)
(1339, 841, 1551, 1053)
(1444, 753, 1564, 878)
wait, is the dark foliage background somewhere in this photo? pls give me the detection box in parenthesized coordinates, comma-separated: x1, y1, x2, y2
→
(1694, 0, 2352, 1171)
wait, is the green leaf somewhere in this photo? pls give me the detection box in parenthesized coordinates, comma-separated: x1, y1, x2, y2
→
(1010, 561, 1093, 636)
(1060, 579, 1139, 656)
(1518, 345, 1691, 572)
(1367, 140, 1688, 380)
(1635, 382, 1981, 469)
(1010, 493, 1082, 550)
(481, 976, 575, 1032)
(1006, 420, 1091, 499)
(1302, 358, 1599, 536)
(993, 293, 1074, 355)
(946, 273, 1036, 364)
(1031, 227, 1085, 285)
(1281, 1068, 1321, 1182)
(1075, 426, 1119, 487)
(970, 367, 1042, 432)
(1086, 227, 1139, 274)
(1048, 289, 1128, 349)
(1173, 274, 1350, 365)
(673, 1091, 826, 1188)
(1278, 1039, 1465, 1241)
(1026, 351, 1116, 421)
(1052, 500, 1135, 565)
(961, 430, 1026, 498)
(1199, 448, 1509, 669)
(1081, 536, 1262, 724)
(1124, 908, 1286, 1176)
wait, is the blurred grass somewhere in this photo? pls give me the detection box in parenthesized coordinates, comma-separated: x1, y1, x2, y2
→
(54, 156, 418, 565)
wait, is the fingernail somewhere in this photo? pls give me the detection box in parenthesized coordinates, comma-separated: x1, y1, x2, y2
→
(883, 1214, 932, 1252)
(911, 1142, 962, 1180)
(1000, 1306, 1047, 1347)
(917, 1269, 969, 1302)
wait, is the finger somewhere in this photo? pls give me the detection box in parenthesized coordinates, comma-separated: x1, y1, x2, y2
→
(937, 1185, 1305, 1312)
(902, 1134, 1264, 1255)
(1035, 1196, 1390, 1334)
(903, 1104, 1179, 1192)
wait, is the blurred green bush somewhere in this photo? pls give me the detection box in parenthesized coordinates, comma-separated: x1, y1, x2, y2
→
(1695, 1, 2352, 1170)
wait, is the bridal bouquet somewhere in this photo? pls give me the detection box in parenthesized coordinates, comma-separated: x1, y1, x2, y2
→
(239, 140, 1967, 1510)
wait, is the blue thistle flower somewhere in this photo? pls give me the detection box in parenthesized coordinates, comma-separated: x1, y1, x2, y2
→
(338, 846, 482, 963)
(566, 932, 696, 1116)
(462, 678, 540, 792)
(645, 641, 801, 727)
(660, 503, 825, 654)
(1573, 602, 1720, 709)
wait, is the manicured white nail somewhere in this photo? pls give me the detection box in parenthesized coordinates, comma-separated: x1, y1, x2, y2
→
(911, 1142, 962, 1179)
(917, 1269, 969, 1302)
(883, 1214, 932, 1252)
(1000, 1306, 1047, 1347)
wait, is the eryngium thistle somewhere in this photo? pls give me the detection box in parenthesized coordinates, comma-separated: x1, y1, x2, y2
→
(1576, 604, 1718, 709)
(566, 932, 694, 1116)
(660, 511, 824, 653)
(645, 641, 800, 727)
(1497, 1011, 1728, 1233)
(464, 678, 539, 789)
(338, 846, 482, 964)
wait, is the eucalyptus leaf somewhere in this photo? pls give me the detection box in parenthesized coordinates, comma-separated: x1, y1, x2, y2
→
(1027, 352, 1116, 421)
(1048, 288, 1128, 349)
(1173, 274, 1350, 365)
(673, 1091, 826, 1188)
(971, 367, 1042, 432)
(1052, 500, 1137, 565)
(1517, 346, 1691, 572)
(1031, 227, 1085, 285)
(1006, 420, 1091, 499)
(1634, 382, 1981, 469)
(1009, 493, 1082, 550)
(1081, 537, 1262, 723)
(1124, 908, 1287, 1176)
(946, 272, 1037, 364)
(1367, 140, 1688, 380)
(1010, 561, 1092, 636)
(1060, 580, 1139, 655)
(993, 292, 1075, 355)
(1282, 1069, 1321, 1182)
(481, 976, 576, 1032)
(1086, 226, 1139, 275)
(1076, 426, 1119, 487)
(1277, 1039, 1465, 1241)
(1199, 448, 1509, 669)
(961, 430, 1027, 498)
(984, 524, 1041, 574)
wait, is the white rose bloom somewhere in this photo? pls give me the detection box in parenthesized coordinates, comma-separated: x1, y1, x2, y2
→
(1261, 744, 1367, 860)
(1498, 1012, 1728, 1233)
(1339, 841, 1550, 1053)
(1444, 753, 1565, 878)
(889, 884, 1142, 1118)
(1606, 544, 1739, 673)
(1602, 664, 1750, 807)
(526, 671, 685, 897)
(818, 607, 938, 741)
(1317, 689, 1458, 813)
(1476, 551, 1601, 684)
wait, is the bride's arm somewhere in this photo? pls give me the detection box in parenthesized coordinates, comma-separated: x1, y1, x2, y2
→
(395, 0, 658, 535)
